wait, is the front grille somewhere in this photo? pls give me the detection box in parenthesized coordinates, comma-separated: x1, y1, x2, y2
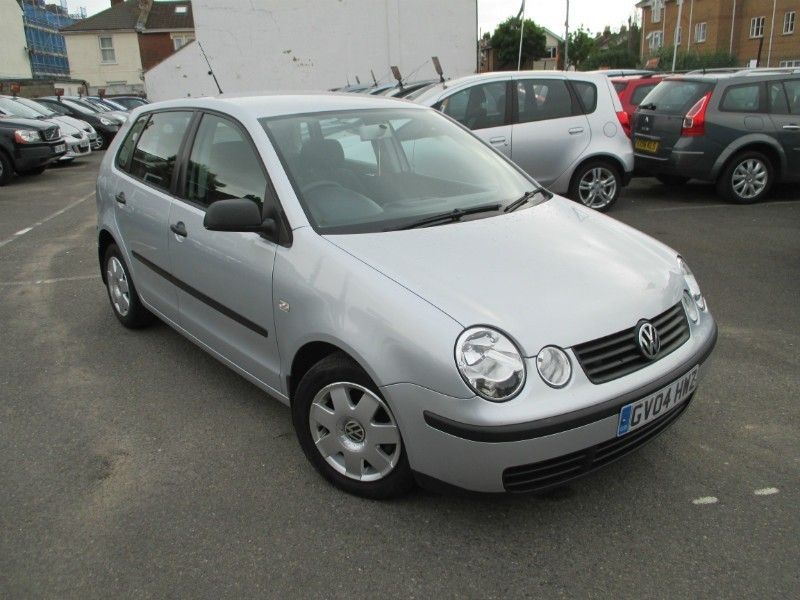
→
(502, 397, 691, 492)
(43, 126, 60, 141)
(573, 302, 689, 384)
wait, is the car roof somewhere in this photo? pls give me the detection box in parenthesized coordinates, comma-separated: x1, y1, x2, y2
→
(135, 92, 430, 119)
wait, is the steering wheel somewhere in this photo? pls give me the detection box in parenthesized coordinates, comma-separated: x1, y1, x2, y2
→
(301, 180, 346, 195)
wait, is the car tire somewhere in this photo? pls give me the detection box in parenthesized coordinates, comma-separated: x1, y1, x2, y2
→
(0, 151, 12, 186)
(716, 151, 774, 204)
(656, 174, 689, 186)
(92, 134, 107, 151)
(568, 159, 621, 212)
(292, 352, 415, 499)
(103, 243, 153, 328)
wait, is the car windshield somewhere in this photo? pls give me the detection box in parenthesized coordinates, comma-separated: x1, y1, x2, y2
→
(261, 107, 538, 234)
(62, 99, 99, 114)
(9, 97, 54, 117)
(638, 80, 714, 113)
(0, 97, 45, 119)
(404, 82, 440, 101)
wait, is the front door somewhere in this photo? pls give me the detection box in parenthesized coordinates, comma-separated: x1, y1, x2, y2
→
(168, 113, 282, 392)
(510, 78, 591, 187)
(112, 111, 193, 324)
(437, 79, 513, 159)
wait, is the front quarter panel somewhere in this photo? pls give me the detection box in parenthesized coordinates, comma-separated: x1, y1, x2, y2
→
(273, 227, 472, 400)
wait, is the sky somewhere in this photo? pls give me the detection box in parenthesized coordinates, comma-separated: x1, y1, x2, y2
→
(74, 0, 638, 38)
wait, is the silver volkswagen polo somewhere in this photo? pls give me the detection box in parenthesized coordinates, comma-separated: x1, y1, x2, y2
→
(97, 94, 717, 498)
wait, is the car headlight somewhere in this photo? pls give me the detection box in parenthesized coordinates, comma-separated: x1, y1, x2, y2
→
(536, 346, 572, 388)
(681, 290, 699, 323)
(678, 257, 705, 311)
(14, 129, 40, 144)
(455, 327, 525, 401)
(99, 117, 114, 126)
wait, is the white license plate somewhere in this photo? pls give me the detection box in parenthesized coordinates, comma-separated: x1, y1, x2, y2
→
(54, 144, 66, 153)
(617, 366, 699, 437)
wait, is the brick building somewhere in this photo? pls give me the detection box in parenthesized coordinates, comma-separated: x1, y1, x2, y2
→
(61, 0, 194, 94)
(638, 0, 799, 68)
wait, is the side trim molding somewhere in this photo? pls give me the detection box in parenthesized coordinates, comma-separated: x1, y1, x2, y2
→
(131, 251, 269, 338)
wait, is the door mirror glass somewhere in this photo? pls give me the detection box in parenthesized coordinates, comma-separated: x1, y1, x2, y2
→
(203, 198, 276, 235)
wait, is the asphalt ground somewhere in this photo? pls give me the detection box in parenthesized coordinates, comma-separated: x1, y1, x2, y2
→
(1, 152, 798, 599)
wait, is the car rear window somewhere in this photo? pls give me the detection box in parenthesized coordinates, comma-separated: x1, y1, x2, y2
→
(613, 81, 627, 94)
(637, 80, 714, 114)
(631, 83, 658, 106)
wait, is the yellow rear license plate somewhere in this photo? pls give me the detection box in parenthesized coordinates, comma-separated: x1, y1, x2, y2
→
(635, 138, 659, 154)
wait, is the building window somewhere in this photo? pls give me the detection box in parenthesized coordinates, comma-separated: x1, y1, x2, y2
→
(695, 22, 707, 43)
(785, 11, 796, 35)
(647, 31, 663, 51)
(651, 0, 662, 23)
(172, 34, 195, 50)
(779, 59, 800, 67)
(99, 36, 115, 63)
(750, 16, 765, 38)
(545, 46, 557, 59)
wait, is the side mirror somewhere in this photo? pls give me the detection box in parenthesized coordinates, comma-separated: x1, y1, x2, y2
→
(203, 199, 276, 237)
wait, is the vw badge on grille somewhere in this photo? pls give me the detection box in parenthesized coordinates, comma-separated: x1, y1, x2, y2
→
(636, 321, 660, 359)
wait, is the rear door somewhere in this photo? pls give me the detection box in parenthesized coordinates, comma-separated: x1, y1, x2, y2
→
(767, 79, 800, 175)
(509, 77, 590, 186)
(633, 79, 714, 159)
(436, 78, 513, 158)
(167, 112, 282, 392)
(112, 111, 193, 323)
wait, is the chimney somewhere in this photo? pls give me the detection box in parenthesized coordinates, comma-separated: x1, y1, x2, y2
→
(111, 0, 124, 6)
(135, 0, 153, 31)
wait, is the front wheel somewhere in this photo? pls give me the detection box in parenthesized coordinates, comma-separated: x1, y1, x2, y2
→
(91, 134, 106, 151)
(0, 152, 12, 186)
(569, 160, 621, 211)
(292, 352, 414, 499)
(716, 151, 774, 204)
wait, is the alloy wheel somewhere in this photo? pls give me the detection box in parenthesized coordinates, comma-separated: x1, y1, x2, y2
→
(308, 382, 401, 482)
(578, 166, 617, 209)
(91, 136, 104, 151)
(106, 256, 130, 316)
(731, 158, 767, 200)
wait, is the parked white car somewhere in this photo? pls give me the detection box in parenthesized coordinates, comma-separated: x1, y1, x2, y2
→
(412, 71, 634, 211)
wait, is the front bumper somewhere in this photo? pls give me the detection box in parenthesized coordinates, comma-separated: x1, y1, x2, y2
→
(383, 312, 717, 493)
(61, 137, 92, 160)
(13, 142, 67, 171)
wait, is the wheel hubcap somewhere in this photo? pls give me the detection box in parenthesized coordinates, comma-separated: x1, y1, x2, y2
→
(309, 382, 401, 482)
(91, 136, 103, 150)
(106, 256, 130, 316)
(732, 159, 767, 199)
(578, 167, 617, 209)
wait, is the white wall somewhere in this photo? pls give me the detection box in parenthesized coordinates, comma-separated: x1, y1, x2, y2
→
(0, 0, 33, 78)
(145, 0, 477, 100)
(64, 31, 143, 88)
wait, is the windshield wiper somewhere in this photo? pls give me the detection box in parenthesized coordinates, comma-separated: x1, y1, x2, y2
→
(391, 202, 502, 230)
(503, 187, 550, 213)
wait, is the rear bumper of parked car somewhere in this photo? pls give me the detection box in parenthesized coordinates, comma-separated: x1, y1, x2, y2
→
(383, 313, 717, 494)
(633, 138, 720, 181)
(14, 142, 67, 170)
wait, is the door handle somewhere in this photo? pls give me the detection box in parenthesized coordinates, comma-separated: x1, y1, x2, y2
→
(568, 127, 585, 135)
(170, 221, 187, 237)
(489, 136, 507, 145)
(115, 192, 126, 204)
(783, 124, 800, 130)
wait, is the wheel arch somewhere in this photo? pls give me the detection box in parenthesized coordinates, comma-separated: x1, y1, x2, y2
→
(567, 153, 626, 190)
(711, 137, 785, 181)
(98, 228, 118, 283)
(287, 340, 376, 403)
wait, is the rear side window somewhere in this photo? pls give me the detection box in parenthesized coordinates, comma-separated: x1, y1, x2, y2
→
(516, 79, 574, 123)
(115, 115, 149, 171)
(768, 82, 790, 114)
(638, 80, 714, 114)
(720, 84, 762, 112)
(572, 81, 597, 113)
(439, 81, 507, 130)
(783, 80, 800, 115)
(631, 83, 658, 106)
(186, 114, 267, 209)
(128, 111, 192, 192)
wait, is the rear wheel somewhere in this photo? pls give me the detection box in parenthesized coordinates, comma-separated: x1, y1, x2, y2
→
(656, 174, 689, 186)
(103, 244, 153, 328)
(569, 160, 621, 211)
(0, 152, 11, 186)
(292, 352, 414, 499)
(716, 151, 773, 204)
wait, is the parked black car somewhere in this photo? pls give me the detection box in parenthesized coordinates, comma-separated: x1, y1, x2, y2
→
(105, 95, 149, 110)
(633, 69, 800, 203)
(0, 116, 66, 185)
(34, 97, 121, 150)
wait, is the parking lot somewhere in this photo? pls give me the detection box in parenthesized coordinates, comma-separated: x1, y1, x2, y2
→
(1, 151, 798, 598)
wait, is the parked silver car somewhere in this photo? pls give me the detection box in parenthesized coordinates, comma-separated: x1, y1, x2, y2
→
(97, 94, 716, 497)
(412, 71, 635, 211)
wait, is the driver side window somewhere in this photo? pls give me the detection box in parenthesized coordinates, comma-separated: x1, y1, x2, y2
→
(439, 81, 507, 131)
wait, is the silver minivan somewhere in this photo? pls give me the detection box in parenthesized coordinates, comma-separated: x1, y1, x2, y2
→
(412, 71, 634, 211)
(97, 94, 716, 498)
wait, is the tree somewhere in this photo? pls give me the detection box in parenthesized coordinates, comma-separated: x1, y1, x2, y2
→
(489, 16, 546, 70)
(559, 27, 595, 69)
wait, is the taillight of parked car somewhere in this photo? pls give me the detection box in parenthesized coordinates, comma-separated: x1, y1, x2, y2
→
(616, 110, 631, 137)
(13, 130, 41, 144)
(681, 92, 712, 137)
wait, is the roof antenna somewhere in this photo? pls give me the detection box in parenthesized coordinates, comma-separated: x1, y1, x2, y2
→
(197, 40, 223, 94)
(355, 75, 361, 84)
(432, 56, 445, 83)
(370, 69, 378, 86)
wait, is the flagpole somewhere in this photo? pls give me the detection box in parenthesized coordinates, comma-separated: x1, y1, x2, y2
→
(517, 2, 526, 70)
